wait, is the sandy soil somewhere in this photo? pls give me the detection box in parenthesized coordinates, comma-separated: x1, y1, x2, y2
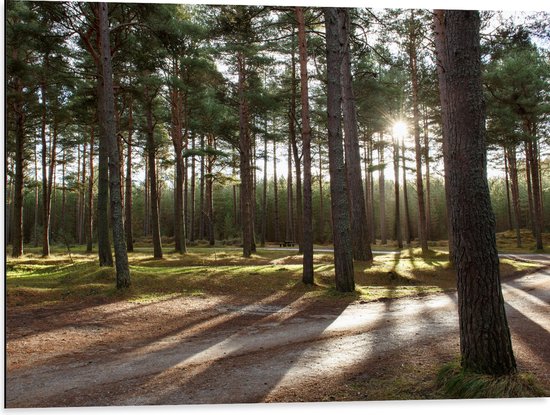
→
(5, 266, 550, 408)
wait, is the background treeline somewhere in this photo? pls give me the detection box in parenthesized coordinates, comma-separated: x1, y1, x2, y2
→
(5, 2, 550, 256)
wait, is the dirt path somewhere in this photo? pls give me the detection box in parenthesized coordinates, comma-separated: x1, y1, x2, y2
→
(5, 268, 550, 407)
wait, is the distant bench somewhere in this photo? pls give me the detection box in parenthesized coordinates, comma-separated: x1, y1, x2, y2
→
(279, 241, 296, 247)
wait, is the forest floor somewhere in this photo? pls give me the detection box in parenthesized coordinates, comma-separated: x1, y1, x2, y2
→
(4, 246, 550, 408)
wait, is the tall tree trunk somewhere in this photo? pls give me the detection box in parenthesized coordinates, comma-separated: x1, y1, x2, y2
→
(40, 83, 51, 257)
(325, 7, 355, 293)
(289, 31, 303, 251)
(199, 135, 205, 240)
(296, 6, 314, 284)
(286, 138, 294, 242)
(504, 146, 513, 231)
(339, 8, 373, 261)
(33, 143, 39, 246)
(125, 98, 134, 252)
(525, 149, 535, 236)
(237, 51, 254, 257)
(401, 138, 412, 244)
(273, 140, 280, 242)
(144, 85, 163, 259)
(98, 1, 130, 287)
(422, 106, 432, 240)
(525, 132, 543, 250)
(319, 140, 325, 244)
(206, 134, 215, 246)
(393, 139, 403, 248)
(190, 135, 196, 242)
(170, 67, 186, 254)
(506, 145, 522, 247)
(42, 116, 58, 256)
(261, 131, 268, 247)
(434, 9, 516, 375)
(144, 151, 149, 236)
(80, 143, 87, 244)
(378, 138, 387, 244)
(11, 82, 25, 258)
(86, 126, 95, 253)
(409, 10, 429, 254)
(96, 62, 113, 266)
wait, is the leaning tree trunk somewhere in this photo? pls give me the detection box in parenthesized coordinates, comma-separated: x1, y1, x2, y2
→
(296, 6, 314, 284)
(434, 9, 516, 375)
(339, 8, 373, 261)
(325, 7, 355, 293)
(98, 1, 130, 288)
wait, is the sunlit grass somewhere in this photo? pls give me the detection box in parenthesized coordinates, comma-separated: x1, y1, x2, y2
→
(5, 244, 545, 308)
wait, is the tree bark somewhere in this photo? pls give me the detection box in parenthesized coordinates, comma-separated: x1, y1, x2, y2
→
(273, 140, 280, 242)
(96, 60, 113, 266)
(86, 126, 95, 253)
(98, 1, 130, 287)
(11, 80, 25, 258)
(393, 138, 403, 248)
(525, 130, 543, 250)
(144, 84, 163, 259)
(260, 130, 268, 247)
(409, 10, 429, 254)
(504, 147, 513, 231)
(339, 8, 373, 261)
(296, 6, 314, 284)
(237, 51, 254, 257)
(434, 9, 516, 375)
(402, 138, 412, 244)
(325, 7, 355, 293)
(506, 145, 522, 247)
(378, 137, 387, 244)
(125, 98, 134, 252)
(190, 135, 196, 242)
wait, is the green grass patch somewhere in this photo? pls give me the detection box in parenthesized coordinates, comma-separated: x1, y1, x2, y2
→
(6, 246, 544, 308)
(437, 361, 547, 398)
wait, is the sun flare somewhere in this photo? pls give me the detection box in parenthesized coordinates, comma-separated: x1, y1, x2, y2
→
(392, 121, 408, 138)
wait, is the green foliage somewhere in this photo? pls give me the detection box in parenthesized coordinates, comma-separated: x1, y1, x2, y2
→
(437, 361, 547, 398)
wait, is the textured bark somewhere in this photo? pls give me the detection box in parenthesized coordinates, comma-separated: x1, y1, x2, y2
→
(525, 133, 543, 250)
(96, 61, 113, 267)
(289, 33, 302, 251)
(199, 136, 205, 240)
(98, 1, 130, 288)
(506, 146, 522, 247)
(144, 85, 163, 259)
(11, 83, 25, 258)
(434, 9, 516, 375)
(339, 8, 373, 261)
(325, 7, 355, 292)
(318, 140, 325, 244)
(190, 135, 196, 242)
(260, 132, 268, 247)
(170, 65, 187, 254)
(86, 126, 95, 253)
(40, 82, 51, 257)
(525, 150, 535, 236)
(296, 6, 314, 284)
(238, 51, 254, 258)
(286, 139, 294, 242)
(408, 10, 429, 254)
(125, 99, 134, 252)
(504, 147, 513, 231)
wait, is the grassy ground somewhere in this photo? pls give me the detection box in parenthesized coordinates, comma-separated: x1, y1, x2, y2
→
(5, 244, 542, 309)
